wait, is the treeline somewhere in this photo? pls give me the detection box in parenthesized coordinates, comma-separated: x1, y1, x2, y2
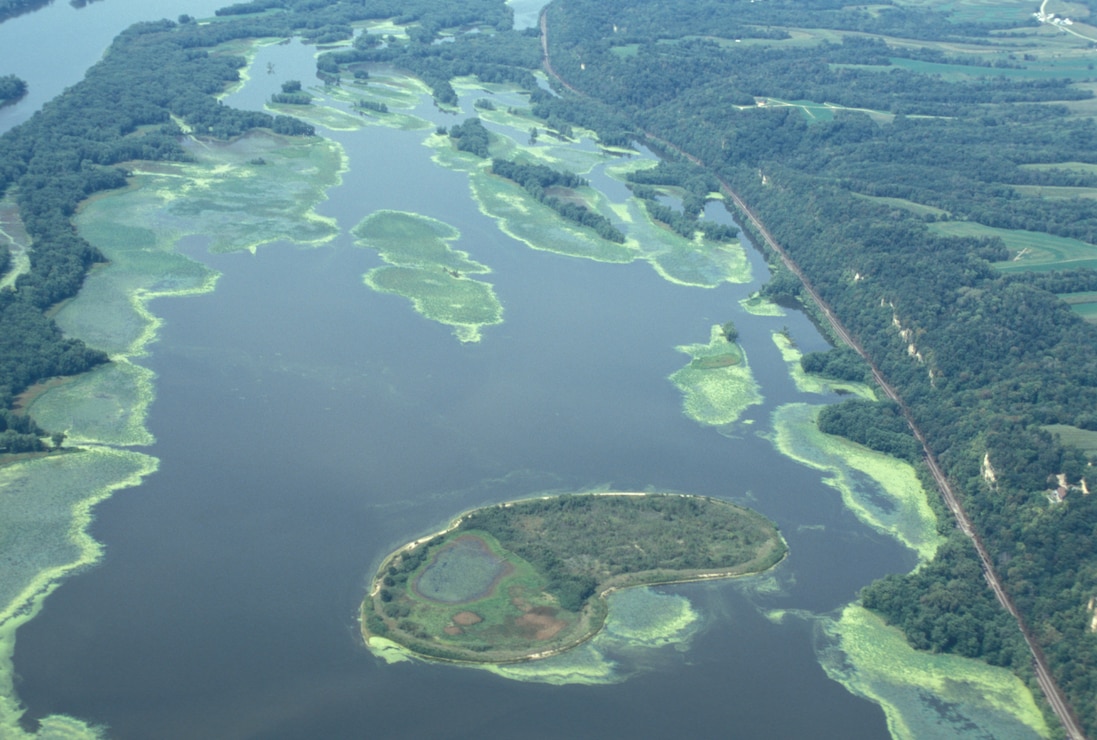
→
(0, 0, 48, 23)
(817, 398, 923, 463)
(489, 157, 625, 243)
(0, 74, 26, 107)
(316, 0, 533, 103)
(447, 116, 491, 157)
(442, 116, 627, 243)
(271, 79, 311, 105)
(0, 0, 540, 454)
(537, 0, 1097, 731)
(461, 494, 783, 610)
(626, 161, 737, 241)
(0, 6, 335, 451)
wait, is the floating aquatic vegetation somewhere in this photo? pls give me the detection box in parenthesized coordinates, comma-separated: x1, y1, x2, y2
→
(770, 403, 941, 562)
(353, 210, 503, 342)
(485, 587, 700, 685)
(669, 325, 762, 428)
(818, 606, 1050, 740)
(771, 332, 876, 399)
(739, 294, 785, 317)
(0, 448, 155, 740)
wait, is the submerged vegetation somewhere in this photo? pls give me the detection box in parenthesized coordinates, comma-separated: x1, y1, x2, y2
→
(3, 0, 1097, 734)
(353, 211, 502, 342)
(363, 493, 786, 663)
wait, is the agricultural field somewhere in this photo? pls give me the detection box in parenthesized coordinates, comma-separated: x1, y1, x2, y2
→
(930, 221, 1097, 273)
(1045, 424, 1097, 458)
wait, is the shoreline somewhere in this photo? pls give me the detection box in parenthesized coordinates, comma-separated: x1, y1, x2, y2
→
(361, 492, 787, 666)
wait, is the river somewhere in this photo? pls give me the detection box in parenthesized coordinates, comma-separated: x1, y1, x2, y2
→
(0, 4, 1047, 740)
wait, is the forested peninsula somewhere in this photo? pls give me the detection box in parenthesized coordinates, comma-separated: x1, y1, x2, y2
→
(363, 493, 785, 664)
(4, 0, 1097, 735)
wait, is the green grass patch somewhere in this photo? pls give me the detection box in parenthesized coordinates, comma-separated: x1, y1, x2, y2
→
(1011, 184, 1097, 200)
(670, 325, 762, 427)
(364, 492, 785, 664)
(929, 220, 1097, 272)
(1044, 424, 1097, 456)
(1059, 291, 1097, 322)
(1021, 161, 1097, 175)
(610, 43, 641, 58)
(852, 192, 951, 218)
(353, 210, 503, 343)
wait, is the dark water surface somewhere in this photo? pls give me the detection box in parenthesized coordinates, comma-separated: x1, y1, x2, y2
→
(10, 16, 914, 740)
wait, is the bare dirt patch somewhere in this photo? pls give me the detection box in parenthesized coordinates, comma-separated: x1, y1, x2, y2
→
(452, 610, 483, 626)
(515, 606, 567, 641)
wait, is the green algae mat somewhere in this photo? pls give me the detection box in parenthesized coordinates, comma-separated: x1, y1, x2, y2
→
(362, 493, 786, 664)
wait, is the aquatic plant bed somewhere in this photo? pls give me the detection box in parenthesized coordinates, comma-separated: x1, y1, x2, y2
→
(362, 493, 786, 663)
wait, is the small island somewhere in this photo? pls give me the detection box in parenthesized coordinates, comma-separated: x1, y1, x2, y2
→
(362, 492, 786, 664)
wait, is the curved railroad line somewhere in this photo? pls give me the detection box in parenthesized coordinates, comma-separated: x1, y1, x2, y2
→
(539, 10, 1085, 738)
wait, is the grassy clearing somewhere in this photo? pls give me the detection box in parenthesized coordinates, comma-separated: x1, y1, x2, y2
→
(1044, 424, 1097, 456)
(816, 605, 1050, 740)
(929, 220, 1097, 272)
(852, 193, 951, 218)
(757, 97, 895, 124)
(1012, 184, 1097, 200)
(669, 325, 762, 427)
(1058, 291, 1097, 322)
(0, 198, 30, 290)
(353, 210, 502, 342)
(1021, 162, 1097, 176)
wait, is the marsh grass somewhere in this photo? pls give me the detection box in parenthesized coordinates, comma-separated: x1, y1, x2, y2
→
(670, 325, 761, 427)
(354, 211, 502, 342)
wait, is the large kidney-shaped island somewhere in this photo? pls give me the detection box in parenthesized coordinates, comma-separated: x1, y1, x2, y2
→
(362, 493, 787, 664)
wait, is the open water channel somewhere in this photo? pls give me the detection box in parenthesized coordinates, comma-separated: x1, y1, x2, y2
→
(0, 3, 1050, 739)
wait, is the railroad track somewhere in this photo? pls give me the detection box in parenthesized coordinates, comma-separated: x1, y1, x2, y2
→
(538, 12, 1086, 735)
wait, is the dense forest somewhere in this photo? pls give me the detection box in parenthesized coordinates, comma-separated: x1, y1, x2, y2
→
(6, 0, 1097, 734)
(528, 0, 1097, 733)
